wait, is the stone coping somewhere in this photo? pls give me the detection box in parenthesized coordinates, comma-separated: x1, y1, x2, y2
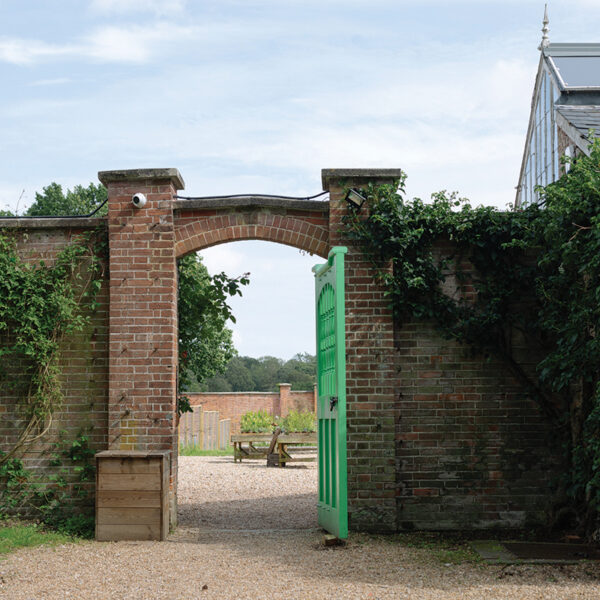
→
(98, 168, 185, 190)
(321, 168, 403, 190)
(173, 196, 329, 213)
(0, 217, 107, 229)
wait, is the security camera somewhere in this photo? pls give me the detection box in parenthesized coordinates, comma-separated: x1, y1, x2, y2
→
(132, 193, 147, 209)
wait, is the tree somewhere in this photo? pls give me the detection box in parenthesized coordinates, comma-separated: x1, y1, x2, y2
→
(26, 182, 107, 217)
(177, 254, 249, 390)
(278, 353, 316, 390)
(203, 353, 316, 391)
(25, 182, 249, 392)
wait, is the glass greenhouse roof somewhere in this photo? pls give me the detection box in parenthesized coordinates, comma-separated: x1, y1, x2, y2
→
(550, 56, 600, 89)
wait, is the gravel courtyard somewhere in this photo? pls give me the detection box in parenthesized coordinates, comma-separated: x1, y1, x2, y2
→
(176, 454, 319, 531)
(2, 455, 600, 599)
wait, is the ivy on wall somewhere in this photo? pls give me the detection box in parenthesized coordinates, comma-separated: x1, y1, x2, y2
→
(0, 230, 104, 463)
(344, 139, 600, 536)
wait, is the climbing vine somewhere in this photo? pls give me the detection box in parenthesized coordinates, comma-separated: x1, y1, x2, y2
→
(0, 230, 104, 463)
(344, 138, 600, 536)
(0, 433, 96, 537)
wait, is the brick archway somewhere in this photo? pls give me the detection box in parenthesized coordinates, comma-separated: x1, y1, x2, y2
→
(173, 197, 329, 258)
(99, 167, 401, 532)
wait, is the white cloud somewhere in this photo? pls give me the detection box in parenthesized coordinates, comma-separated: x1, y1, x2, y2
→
(0, 38, 73, 65)
(85, 23, 195, 63)
(89, 0, 186, 16)
(29, 78, 71, 87)
(0, 22, 197, 65)
(200, 245, 246, 275)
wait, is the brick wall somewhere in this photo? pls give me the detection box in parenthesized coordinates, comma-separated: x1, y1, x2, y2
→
(323, 169, 560, 533)
(0, 223, 109, 512)
(324, 169, 403, 533)
(100, 168, 184, 527)
(395, 319, 559, 530)
(184, 384, 316, 434)
(0, 167, 564, 535)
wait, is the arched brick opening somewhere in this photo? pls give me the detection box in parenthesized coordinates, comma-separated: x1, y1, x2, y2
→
(99, 168, 402, 534)
(173, 199, 330, 258)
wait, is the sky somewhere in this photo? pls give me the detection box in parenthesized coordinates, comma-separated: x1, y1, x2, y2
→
(1, 0, 598, 359)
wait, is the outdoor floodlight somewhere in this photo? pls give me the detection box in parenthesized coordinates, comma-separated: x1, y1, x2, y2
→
(345, 188, 366, 212)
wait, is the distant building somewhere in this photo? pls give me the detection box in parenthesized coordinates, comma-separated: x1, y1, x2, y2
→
(515, 7, 600, 208)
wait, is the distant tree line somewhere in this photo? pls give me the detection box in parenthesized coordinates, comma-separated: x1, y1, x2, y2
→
(183, 353, 316, 393)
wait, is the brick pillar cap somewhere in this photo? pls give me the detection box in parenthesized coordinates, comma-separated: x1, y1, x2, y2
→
(278, 383, 291, 387)
(98, 168, 185, 190)
(321, 168, 403, 191)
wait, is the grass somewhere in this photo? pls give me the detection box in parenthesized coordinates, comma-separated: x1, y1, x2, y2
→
(0, 521, 76, 556)
(179, 445, 233, 456)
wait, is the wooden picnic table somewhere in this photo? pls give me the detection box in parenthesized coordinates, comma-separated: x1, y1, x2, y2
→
(231, 432, 317, 466)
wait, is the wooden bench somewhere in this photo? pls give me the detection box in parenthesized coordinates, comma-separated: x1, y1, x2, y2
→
(231, 432, 317, 466)
(231, 433, 273, 462)
(275, 433, 317, 467)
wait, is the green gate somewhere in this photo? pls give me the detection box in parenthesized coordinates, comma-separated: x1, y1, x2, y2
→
(312, 246, 348, 539)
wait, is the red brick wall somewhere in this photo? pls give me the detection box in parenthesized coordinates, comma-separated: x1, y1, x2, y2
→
(100, 169, 184, 527)
(323, 170, 559, 533)
(324, 170, 403, 533)
(102, 171, 181, 454)
(184, 385, 316, 434)
(0, 223, 109, 511)
(395, 319, 558, 531)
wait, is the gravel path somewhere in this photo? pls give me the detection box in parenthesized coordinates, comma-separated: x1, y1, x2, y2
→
(2, 455, 600, 599)
(177, 454, 318, 531)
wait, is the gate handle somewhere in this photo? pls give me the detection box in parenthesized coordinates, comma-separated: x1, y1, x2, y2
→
(329, 396, 338, 411)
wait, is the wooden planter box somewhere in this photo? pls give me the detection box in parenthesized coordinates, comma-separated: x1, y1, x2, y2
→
(95, 450, 170, 542)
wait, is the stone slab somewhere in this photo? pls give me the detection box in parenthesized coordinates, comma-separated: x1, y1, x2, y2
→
(471, 540, 600, 564)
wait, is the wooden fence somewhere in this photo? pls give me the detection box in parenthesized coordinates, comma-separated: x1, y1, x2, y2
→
(178, 407, 231, 450)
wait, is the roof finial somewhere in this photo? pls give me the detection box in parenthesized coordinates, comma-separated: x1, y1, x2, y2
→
(539, 4, 550, 50)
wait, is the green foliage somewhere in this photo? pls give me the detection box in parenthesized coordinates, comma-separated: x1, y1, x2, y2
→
(280, 410, 316, 433)
(200, 353, 316, 393)
(0, 435, 96, 538)
(240, 410, 275, 433)
(178, 445, 233, 456)
(0, 522, 77, 555)
(239, 409, 316, 433)
(343, 139, 600, 536)
(176, 394, 193, 419)
(177, 253, 249, 390)
(0, 231, 103, 461)
(25, 182, 107, 217)
(0, 457, 32, 512)
(21, 180, 250, 393)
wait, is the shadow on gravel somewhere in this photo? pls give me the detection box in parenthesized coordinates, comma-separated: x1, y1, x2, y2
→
(201, 458, 314, 468)
(178, 492, 318, 530)
(168, 527, 600, 593)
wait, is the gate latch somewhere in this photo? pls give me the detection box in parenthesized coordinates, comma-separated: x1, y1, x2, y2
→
(329, 396, 338, 411)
